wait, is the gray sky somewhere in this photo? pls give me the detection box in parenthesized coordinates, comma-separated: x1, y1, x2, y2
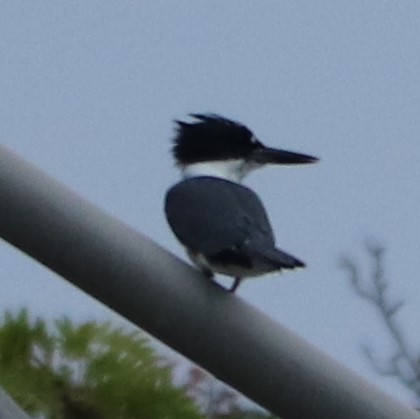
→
(1, 0, 420, 406)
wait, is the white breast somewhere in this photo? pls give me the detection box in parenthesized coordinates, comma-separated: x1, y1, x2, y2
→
(182, 159, 260, 182)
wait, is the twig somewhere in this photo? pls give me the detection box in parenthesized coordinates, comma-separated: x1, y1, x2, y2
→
(342, 245, 420, 401)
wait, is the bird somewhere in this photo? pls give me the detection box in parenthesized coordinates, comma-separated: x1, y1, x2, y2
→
(164, 113, 318, 292)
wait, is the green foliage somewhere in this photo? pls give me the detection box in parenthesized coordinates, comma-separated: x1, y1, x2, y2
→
(0, 309, 279, 418)
(0, 309, 201, 419)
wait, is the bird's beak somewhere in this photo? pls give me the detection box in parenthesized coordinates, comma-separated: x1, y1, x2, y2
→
(250, 147, 319, 165)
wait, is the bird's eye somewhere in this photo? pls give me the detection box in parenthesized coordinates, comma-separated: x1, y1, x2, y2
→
(250, 136, 263, 148)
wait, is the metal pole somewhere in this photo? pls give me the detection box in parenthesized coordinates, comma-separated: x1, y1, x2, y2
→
(0, 145, 417, 419)
(0, 387, 30, 419)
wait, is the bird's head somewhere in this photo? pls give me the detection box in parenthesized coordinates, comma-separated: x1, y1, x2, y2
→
(172, 113, 318, 182)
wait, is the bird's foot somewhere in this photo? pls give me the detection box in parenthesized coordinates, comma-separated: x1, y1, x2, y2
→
(201, 267, 214, 280)
(228, 277, 242, 293)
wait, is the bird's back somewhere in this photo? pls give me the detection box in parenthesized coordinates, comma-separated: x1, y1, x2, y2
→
(165, 176, 274, 255)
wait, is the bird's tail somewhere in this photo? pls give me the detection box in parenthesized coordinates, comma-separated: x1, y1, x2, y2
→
(270, 247, 306, 269)
(244, 243, 306, 270)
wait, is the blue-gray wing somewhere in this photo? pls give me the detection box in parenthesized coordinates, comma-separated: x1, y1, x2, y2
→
(164, 177, 275, 255)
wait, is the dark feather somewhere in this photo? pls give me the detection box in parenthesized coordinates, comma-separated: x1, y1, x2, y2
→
(165, 176, 274, 255)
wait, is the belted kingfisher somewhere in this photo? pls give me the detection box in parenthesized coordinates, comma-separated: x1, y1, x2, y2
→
(165, 114, 318, 292)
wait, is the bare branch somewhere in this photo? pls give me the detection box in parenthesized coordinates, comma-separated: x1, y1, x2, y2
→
(387, 301, 405, 318)
(340, 257, 375, 301)
(343, 244, 420, 402)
